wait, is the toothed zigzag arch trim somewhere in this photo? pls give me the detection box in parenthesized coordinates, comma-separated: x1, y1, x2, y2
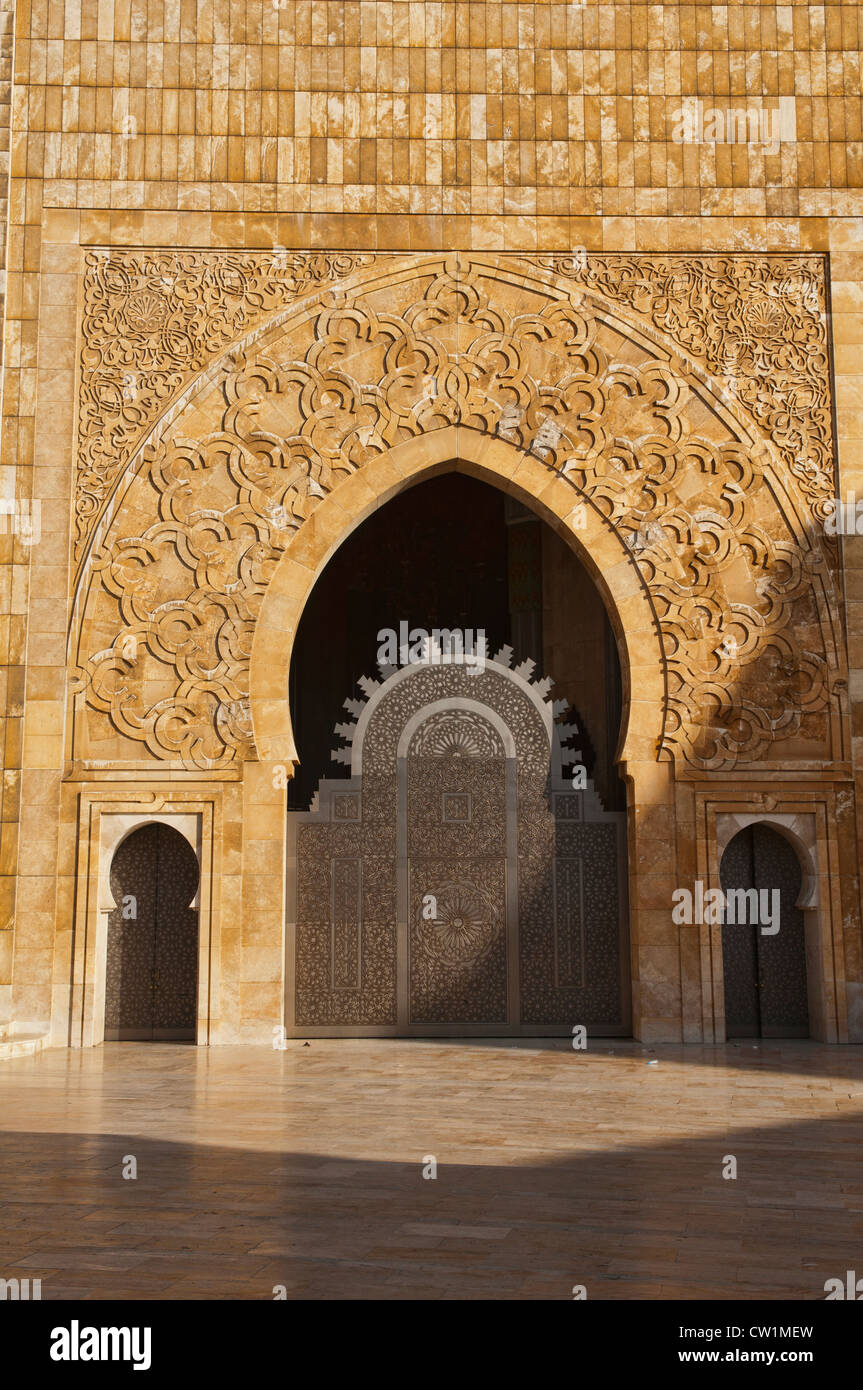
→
(328, 646, 581, 781)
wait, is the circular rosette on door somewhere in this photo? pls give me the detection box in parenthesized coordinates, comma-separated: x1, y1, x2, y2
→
(418, 879, 501, 969)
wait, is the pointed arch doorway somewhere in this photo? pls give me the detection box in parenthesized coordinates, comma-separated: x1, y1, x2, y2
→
(285, 472, 631, 1037)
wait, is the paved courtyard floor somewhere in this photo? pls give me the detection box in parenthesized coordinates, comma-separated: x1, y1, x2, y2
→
(1, 1039, 862, 1300)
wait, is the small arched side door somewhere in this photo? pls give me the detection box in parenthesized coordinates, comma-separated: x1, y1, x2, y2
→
(720, 823, 808, 1039)
(104, 823, 200, 1041)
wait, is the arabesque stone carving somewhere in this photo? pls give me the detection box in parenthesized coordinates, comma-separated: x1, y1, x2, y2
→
(77, 249, 374, 561)
(532, 253, 834, 527)
(72, 253, 843, 774)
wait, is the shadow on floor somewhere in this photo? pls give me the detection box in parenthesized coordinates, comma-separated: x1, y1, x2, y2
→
(1, 1106, 861, 1300)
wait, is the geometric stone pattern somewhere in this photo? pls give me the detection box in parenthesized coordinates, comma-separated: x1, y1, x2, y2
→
(532, 253, 835, 528)
(77, 249, 835, 563)
(77, 250, 374, 562)
(73, 252, 843, 773)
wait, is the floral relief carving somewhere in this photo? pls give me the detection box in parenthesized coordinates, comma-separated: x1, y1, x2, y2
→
(531, 253, 834, 526)
(77, 249, 374, 561)
(73, 253, 843, 773)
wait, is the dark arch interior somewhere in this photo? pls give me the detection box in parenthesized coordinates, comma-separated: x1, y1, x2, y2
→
(288, 473, 625, 811)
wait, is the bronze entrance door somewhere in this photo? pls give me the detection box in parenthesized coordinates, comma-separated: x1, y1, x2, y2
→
(720, 823, 809, 1039)
(104, 823, 200, 1041)
(286, 653, 629, 1037)
(403, 709, 514, 1027)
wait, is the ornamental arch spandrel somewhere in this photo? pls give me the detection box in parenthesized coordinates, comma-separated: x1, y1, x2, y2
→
(46, 251, 860, 1045)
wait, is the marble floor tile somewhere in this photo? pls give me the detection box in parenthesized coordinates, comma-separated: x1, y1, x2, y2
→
(0, 1039, 862, 1299)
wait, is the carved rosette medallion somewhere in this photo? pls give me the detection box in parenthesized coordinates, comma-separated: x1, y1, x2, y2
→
(419, 880, 500, 968)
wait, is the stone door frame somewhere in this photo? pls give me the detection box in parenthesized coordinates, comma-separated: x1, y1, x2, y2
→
(698, 799, 847, 1043)
(67, 795, 214, 1049)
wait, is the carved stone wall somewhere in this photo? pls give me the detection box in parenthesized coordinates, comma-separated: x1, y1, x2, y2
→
(77, 250, 374, 562)
(532, 253, 834, 526)
(72, 251, 843, 777)
(3, 3, 861, 1054)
